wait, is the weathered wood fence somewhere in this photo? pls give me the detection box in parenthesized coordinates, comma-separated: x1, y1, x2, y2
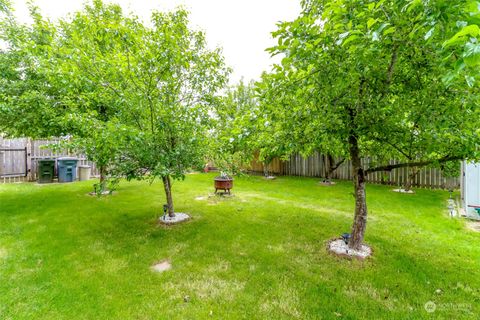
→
(0, 137, 98, 183)
(2, 138, 459, 189)
(250, 151, 460, 189)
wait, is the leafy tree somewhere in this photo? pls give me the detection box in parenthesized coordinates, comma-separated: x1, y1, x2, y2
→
(209, 80, 257, 177)
(0, 0, 10, 14)
(1, 1, 132, 193)
(209, 79, 289, 179)
(50, 0, 140, 193)
(253, 76, 290, 178)
(0, 6, 66, 138)
(267, 0, 480, 249)
(1, 1, 229, 210)
(257, 71, 346, 181)
(58, 117, 126, 194)
(442, 0, 480, 85)
(109, 8, 230, 217)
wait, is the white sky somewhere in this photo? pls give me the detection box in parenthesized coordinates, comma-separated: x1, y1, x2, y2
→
(10, 0, 301, 83)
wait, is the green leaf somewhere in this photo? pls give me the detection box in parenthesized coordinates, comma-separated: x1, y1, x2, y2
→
(424, 27, 435, 40)
(335, 31, 350, 45)
(465, 75, 476, 87)
(441, 71, 457, 85)
(281, 56, 291, 68)
(342, 34, 359, 46)
(383, 26, 396, 36)
(463, 41, 480, 66)
(444, 24, 480, 47)
(367, 18, 377, 29)
(405, 0, 422, 13)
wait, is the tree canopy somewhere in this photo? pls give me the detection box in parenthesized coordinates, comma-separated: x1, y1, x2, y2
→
(0, 0, 230, 214)
(264, 0, 480, 248)
(52, 1, 138, 192)
(0, 5, 67, 137)
(110, 7, 229, 216)
(208, 80, 258, 176)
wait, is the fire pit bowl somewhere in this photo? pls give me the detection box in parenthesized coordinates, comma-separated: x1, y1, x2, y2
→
(214, 176, 233, 195)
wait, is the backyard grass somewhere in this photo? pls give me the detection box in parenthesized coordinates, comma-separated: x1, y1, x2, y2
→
(0, 173, 479, 319)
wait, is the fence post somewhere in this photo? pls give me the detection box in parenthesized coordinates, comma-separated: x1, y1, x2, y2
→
(26, 138, 32, 181)
(0, 136, 3, 178)
(0, 149, 3, 178)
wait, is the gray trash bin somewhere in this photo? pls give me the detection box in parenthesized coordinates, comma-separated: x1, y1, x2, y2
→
(78, 165, 91, 181)
(57, 157, 78, 182)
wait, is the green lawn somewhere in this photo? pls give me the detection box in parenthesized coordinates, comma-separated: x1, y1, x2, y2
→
(0, 173, 479, 319)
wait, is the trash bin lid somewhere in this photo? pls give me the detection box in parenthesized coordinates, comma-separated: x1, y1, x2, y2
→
(58, 157, 78, 161)
(78, 165, 91, 168)
(38, 158, 55, 162)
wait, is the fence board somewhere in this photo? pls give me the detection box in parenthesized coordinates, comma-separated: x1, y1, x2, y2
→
(1, 137, 99, 183)
(249, 152, 459, 190)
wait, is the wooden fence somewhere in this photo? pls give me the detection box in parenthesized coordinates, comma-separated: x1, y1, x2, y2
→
(0, 137, 98, 183)
(1, 137, 460, 189)
(250, 151, 460, 190)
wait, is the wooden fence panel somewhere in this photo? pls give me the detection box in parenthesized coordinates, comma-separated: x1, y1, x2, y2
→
(0, 137, 29, 183)
(1, 137, 99, 183)
(250, 152, 459, 190)
(2, 137, 460, 189)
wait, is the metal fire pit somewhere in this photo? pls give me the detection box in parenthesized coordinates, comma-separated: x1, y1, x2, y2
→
(214, 176, 233, 195)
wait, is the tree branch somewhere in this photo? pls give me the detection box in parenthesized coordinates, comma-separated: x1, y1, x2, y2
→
(374, 136, 411, 160)
(386, 44, 398, 85)
(330, 157, 345, 172)
(365, 155, 463, 174)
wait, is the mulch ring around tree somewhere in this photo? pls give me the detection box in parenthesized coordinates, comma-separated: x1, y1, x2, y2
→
(327, 238, 373, 260)
(159, 213, 191, 225)
(319, 180, 337, 186)
(392, 188, 415, 194)
(88, 190, 114, 196)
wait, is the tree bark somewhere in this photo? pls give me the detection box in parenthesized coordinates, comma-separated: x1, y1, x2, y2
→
(99, 165, 107, 193)
(162, 175, 175, 217)
(348, 135, 368, 250)
(324, 155, 345, 181)
(263, 161, 269, 177)
(325, 154, 333, 181)
(404, 166, 418, 192)
(365, 155, 463, 173)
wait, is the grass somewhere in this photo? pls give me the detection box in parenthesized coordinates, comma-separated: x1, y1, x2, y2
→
(0, 173, 479, 319)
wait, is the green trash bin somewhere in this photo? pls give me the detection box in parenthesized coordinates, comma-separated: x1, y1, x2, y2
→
(37, 159, 55, 184)
(57, 157, 78, 183)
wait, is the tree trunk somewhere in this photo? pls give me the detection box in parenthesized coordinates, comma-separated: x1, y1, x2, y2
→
(325, 154, 332, 181)
(323, 154, 345, 182)
(404, 167, 418, 192)
(348, 135, 368, 250)
(263, 161, 269, 177)
(162, 175, 175, 217)
(99, 165, 107, 193)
